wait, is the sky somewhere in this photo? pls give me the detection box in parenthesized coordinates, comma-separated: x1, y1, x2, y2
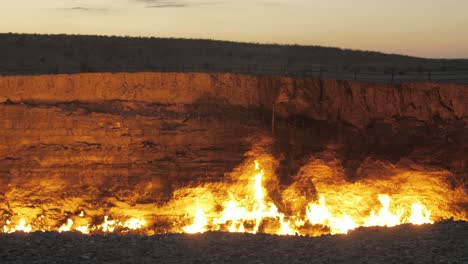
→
(1, 0, 468, 58)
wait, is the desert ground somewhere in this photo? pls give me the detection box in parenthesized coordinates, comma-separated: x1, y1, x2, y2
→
(0, 221, 467, 264)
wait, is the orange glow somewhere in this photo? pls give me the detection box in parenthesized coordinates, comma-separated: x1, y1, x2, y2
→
(1, 155, 466, 236)
(181, 157, 466, 236)
(3, 218, 32, 233)
(183, 204, 207, 234)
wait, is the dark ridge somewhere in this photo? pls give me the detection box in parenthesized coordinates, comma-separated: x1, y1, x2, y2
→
(1, 33, 468, 83)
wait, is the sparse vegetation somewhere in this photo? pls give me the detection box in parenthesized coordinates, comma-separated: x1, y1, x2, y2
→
(0, 33, 467, 80)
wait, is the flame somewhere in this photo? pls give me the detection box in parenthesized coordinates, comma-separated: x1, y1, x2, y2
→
(2, 219, 32, 233)
(1, 156, 466, 236)
(305, 194, 433, 234)
(409, 203, 433, 225)
(123, 218, 146, 230)
(75, 225, 90, 234)
(58, 219, 74, 233)
(205, 160, 299, 235)
(1, 215, 146, 235)
(186, 160, 300, 235)
(364, 194, 403, 227)
(100, 216, 116, 233)
(182, 159, 465, 236)
(183, 204, 207, 234)
(278, 215, 296, 235)
(3, 218, 33, 233)
(306, 196, 358, 234)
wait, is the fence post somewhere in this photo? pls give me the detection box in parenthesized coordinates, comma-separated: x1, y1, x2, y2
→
(354, 71, 357, 80)
(391, 70, 395, 83)
(271, 103, 275, 135)
(428, 71, 432, 82)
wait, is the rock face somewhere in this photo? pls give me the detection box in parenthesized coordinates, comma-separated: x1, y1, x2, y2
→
(275, 79, 467, 128)
(0, 72, 466, 224)
(0, 72, 466, 127)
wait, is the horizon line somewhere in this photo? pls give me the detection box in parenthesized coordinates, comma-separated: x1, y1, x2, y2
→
(3, 31, 468, 60)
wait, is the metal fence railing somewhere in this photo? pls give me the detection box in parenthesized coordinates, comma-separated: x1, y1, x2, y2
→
(1, 66, 468, 84)
(295, 69, 468, 84)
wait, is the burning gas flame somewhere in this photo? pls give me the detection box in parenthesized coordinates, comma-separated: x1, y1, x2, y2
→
(305, 194, 433, 235)
(3, 219, 32, 233)
(181, 159, 456, 236)
(208, 160, 299, 235)
(409, 203, 432, 225)
(1, 157, 465, 236)
(306, 196, 358, 234)
(183, 204, 207, 234)
(58, 219, 74, 233)
(2, 215, 146, 235)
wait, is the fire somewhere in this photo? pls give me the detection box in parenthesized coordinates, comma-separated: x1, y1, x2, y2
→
(306, 196, 358, 234)
(58, 219, 74, 233)
(123, 218, 146, 230)
(366, 194, 403, 227)
(183, 204, 207, 234)
(75, 225, 90, 234)
(181, 158, 465, 236)
(3, 218, 32, 233)
(1, 155, 466, 236)
(362, 194, 430, 228)
(208, 160, 299, 235)
(409, 203, 432, 225)
(305, 194, 433, 235)
(2, 215, 146, 235)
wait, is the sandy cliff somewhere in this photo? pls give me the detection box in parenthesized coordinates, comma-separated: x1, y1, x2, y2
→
(0, 72, 466, 128)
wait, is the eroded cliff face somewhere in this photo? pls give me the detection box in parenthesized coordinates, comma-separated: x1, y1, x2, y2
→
(0, 72, 466, 231)
(0, 73, 466, 127)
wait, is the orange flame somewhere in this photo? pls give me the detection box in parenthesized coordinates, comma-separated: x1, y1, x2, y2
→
(1, 156, 466, 236)
(183, 204, 207, 234)
(181, 159, 466, 236)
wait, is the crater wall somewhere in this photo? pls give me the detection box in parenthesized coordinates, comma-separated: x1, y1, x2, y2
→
(0, 72, 466, 216)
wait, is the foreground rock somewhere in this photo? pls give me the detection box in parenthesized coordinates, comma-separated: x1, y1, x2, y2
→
(0, 221, 467, 264)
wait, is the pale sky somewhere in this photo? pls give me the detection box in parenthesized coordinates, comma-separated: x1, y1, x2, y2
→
(1, 0, 468, 58)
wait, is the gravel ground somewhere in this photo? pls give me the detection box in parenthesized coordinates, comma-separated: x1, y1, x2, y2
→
(0, 221, 467, 264)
